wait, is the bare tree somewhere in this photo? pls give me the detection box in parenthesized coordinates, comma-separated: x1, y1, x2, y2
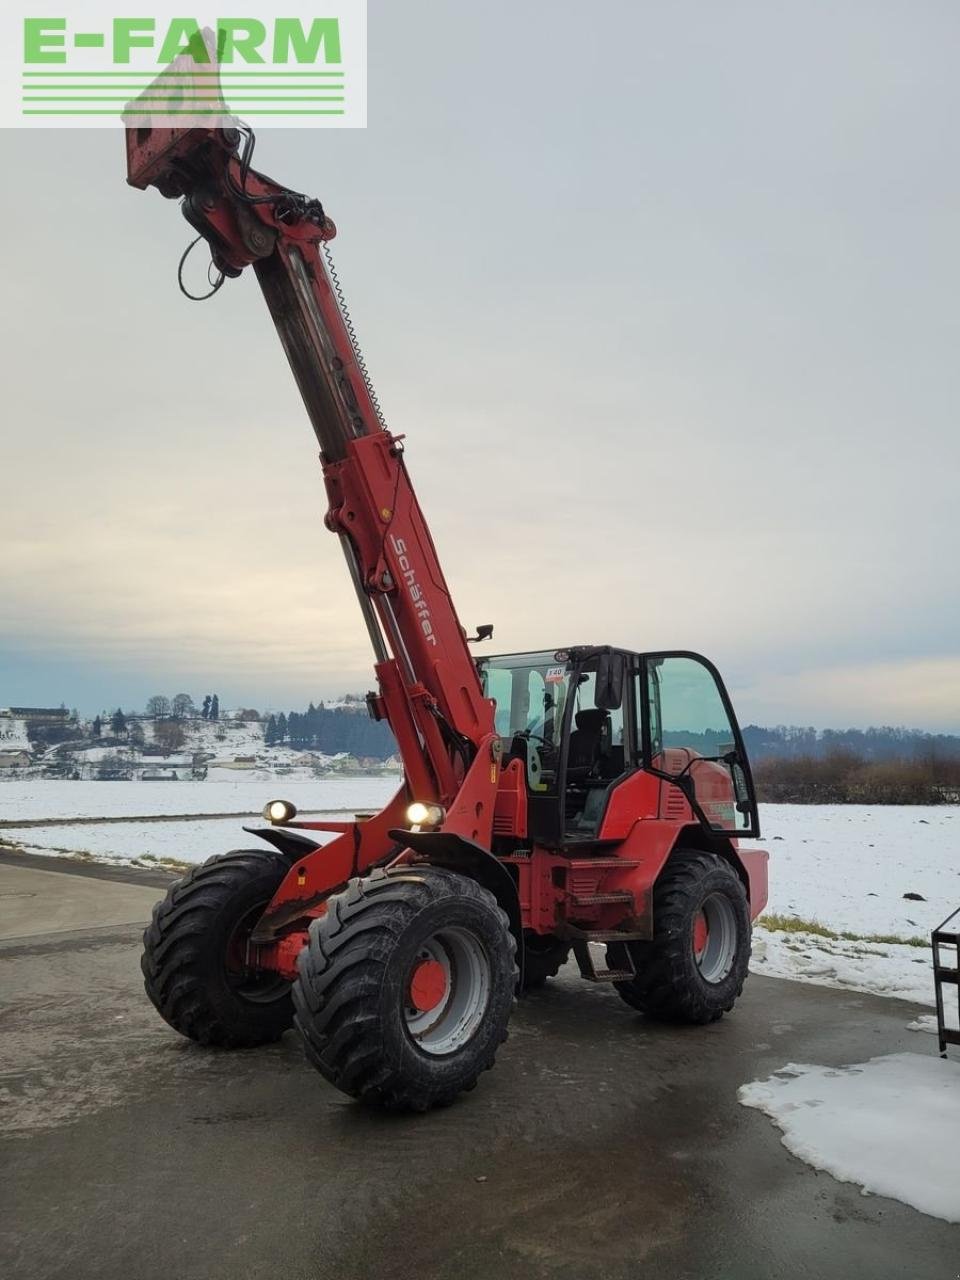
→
(171, 693, 195, 720)
(155, 721, 186, 753)
(146, 695, 171, 720)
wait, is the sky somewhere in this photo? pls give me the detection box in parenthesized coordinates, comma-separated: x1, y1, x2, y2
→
(1, 0, 959, 729)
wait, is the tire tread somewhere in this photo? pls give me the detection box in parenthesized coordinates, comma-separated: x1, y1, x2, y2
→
(615, 850, 751, 1024)
(142, 847, 293, 1048)
(293, 867, 517, 1111)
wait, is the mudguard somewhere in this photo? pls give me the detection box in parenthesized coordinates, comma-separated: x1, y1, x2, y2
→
(388, 828, 524, 990)
(242, 825, 323, 861)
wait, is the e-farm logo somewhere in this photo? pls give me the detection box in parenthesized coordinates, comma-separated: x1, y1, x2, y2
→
(4, 2, 367, 128)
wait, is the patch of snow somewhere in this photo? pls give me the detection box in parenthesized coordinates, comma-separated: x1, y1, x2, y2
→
(750, 925, 935, 1007)
(738, 1053, 960, 1223)
(906, 1014, 939, 1035)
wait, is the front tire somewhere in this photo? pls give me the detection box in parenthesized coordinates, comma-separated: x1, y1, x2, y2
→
(142, 848, 294, 1047)
(292, 867, 517, 1111)
(613, 850, 751, 1024)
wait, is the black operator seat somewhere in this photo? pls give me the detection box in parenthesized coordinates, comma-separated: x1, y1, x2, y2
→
(566, 708, 611, 781)
(503, 733, 548, 791)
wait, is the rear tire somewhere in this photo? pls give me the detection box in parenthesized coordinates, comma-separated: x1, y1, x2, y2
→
(521, 932, 571, 989)
(613, 850, 750, 1024)
(142, 848, 294, 1047)
(292, 867, 517, 1111)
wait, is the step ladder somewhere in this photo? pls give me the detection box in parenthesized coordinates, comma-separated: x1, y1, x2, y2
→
(563, 860, 647, 982)
(933, 907, 960, 1058)
(570, 937, 639, 983)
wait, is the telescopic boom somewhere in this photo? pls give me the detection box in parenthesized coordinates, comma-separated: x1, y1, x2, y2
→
(127, 119, 499, 850)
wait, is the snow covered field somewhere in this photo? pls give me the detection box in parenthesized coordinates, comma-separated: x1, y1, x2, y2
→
(0, 816, 345, 865)
(0, 778, 399, 869)
(761, 805, 954, 935)
(753, 804, 957, 1006)
(1, 786, 956, 1007)
(0, 777, 399, 824)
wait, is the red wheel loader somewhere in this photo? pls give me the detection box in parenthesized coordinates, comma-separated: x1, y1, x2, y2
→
(126, 111, 768, 1112)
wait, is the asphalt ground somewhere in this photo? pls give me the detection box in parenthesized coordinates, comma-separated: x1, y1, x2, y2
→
(1, 850, 957, 1280)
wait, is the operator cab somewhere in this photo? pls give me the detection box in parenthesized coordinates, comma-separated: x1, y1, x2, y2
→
(478, 646, 759, 847)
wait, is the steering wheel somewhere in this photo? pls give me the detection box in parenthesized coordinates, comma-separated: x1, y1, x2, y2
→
(515, 729, 558, 764)
(516, 728, 550, 748)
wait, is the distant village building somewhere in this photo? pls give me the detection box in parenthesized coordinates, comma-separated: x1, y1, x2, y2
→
(0, 749, 32, 769)
(140, 757, 194, 781)
(0, 707, 68, 724)
(212, 755, 258, 771)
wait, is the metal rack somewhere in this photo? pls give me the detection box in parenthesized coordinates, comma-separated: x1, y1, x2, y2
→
(932, 907, 960, 1057)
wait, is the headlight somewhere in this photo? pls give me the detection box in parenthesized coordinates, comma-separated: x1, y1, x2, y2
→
(405, 801, 445, 829)
(263, 799, 297, 825)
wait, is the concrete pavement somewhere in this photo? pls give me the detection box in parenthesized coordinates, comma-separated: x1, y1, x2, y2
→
(0, 858, 163, 939)
(0, 852, 957, 1280)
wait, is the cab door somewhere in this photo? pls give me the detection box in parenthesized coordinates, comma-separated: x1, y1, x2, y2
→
(641, 652, 759, 838)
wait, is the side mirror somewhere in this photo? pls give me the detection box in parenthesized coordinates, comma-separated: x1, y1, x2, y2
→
(595, 652, 625, 711)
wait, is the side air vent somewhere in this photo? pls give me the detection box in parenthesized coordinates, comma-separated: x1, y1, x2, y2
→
(664, 785, 688, 818)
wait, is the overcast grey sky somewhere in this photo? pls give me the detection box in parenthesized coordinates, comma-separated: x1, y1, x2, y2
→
(1, 0, 958, 728)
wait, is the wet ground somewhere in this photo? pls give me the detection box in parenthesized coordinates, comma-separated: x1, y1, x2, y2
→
(1, 850, 956, 1280)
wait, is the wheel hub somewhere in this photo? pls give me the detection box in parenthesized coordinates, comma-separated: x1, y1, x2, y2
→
(403, 928, 491, 1057)
(224, 899, 290, 1004)
(692, 891, 738, 984)
(408, 958, 448, 1013)
(693, 912, 709, 959)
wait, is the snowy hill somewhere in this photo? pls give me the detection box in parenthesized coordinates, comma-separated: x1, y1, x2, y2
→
(0, 710, 400, 783)
(0, 718, 32, 751)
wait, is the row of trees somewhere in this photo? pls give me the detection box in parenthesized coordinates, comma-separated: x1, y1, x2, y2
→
(264, 702, 395, 760)
(742, 724, 960, 762)
(144, 694, 219, 721)
(753, 750, 960, 804)
(91, 708, 131, 738)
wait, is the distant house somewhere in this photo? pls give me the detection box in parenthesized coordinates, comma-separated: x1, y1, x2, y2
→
(211, 756, 258, 771)
(0, 749, 32, 769)
(140, 756, 194, 781)
(328, 754, 360, 773)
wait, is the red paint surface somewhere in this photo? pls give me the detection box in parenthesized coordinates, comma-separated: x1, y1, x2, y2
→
(693, 912, 709, 957)
(409, 959, 447, 1013)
